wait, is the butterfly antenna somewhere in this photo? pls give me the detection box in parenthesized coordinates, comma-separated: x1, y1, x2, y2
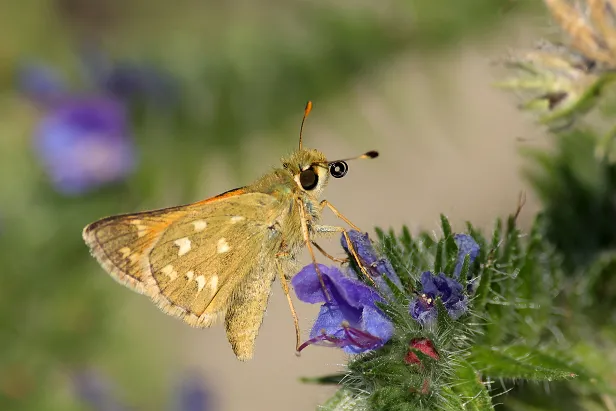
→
(315, 150, 379, 166)
(299, 101, 312, 150)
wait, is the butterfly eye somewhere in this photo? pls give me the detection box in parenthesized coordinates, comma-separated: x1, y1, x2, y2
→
(299, 168, 319, 190)
(329, 161, 348, 178)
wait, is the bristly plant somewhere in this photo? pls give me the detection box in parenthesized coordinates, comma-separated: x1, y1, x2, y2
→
(297, 204, 613, 410)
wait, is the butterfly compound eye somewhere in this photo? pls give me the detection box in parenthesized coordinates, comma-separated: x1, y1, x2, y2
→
(299, 168, 319, 190)
(329, 161, 348, 178)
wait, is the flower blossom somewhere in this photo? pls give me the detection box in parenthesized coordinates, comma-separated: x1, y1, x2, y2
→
(19, 49, 176, 196)
(292, 263, 393, 354)
(409, 234, 479, 324)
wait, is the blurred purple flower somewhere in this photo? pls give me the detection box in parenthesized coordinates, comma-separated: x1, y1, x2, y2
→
(77, 44, 177, 104)
(18, 48, 177, 195)
(71, 369, 128, 411)
(72, 368, 212, 411)
(292, 263, 393, 354)
(409, 271, 468, 324)
(17, 62, 66, 104)
(453, 234, 480, 278)
(103, 63, 178, 105)
(33, 96, 135, 195)
(172, 372, 211, 411)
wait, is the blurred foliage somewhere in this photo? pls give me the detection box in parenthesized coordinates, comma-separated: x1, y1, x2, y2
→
(0, 0, 547, 410)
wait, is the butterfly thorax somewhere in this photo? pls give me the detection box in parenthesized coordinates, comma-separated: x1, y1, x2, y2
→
(244, 148, 330, 253)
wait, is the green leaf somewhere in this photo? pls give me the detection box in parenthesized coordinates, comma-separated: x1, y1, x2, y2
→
(447, 360, 495, 411)
(434, 240, 444, 274)
(381, 273, 408, 306)
(436, 299, 456, 346)
(473, 264, 492, 312)
(440, 213, 453, 238)
(299, 374, 346, 385)
(470, 345, 578, 381)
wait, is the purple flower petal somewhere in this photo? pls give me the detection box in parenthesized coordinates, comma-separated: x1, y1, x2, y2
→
(293, 261, 393, 354)
(340, 230, 403, 292)
(410, 272, 468, 324)
(360, 305, 394, 343)
(310, 304, 348, 339)
(453, 234, 480, 278)
(292, 264, 380, 308)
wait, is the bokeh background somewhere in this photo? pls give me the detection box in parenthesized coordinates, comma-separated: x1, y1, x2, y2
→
(0, 1, 556, 410)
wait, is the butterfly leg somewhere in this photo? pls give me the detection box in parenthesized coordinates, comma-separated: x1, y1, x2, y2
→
(296, 199, 333, 302)
(275, 256, 302, 353)
(319, 200, 361, 231)
(313, 223, 377, 287)
(311, 241, 349, 264)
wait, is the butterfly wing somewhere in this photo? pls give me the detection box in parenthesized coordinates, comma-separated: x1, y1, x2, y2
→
(83, 188, 289, 360)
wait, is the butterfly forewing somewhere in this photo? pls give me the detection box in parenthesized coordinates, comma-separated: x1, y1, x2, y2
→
(148, 202, 281, 327)
(83, 206, 186, 294)
(83, 190, 285, 332)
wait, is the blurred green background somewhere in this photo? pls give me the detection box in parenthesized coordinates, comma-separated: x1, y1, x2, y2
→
(0, 0, 553, 410)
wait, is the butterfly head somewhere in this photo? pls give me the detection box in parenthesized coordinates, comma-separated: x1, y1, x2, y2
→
(281, 148, 330, 198)
(281, 147, 379, 198)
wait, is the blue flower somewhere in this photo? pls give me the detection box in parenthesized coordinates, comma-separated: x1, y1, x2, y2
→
(408, 233, 478, 324)
(33, 96, 136, 195)
(453, 234, 480, 278)
(409, 271, 468, 324)
(340, 230, 403, 292)
(292, 263, 393, 354)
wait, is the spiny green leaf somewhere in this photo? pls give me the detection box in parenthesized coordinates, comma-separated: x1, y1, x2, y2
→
(458, 254, 471, 283)
(473, 265, 492, 312)
(381, 273, 408, 306)
(400, 226, 413, 253)
(449, 360, 494, 411)
(436, 299, 456, 346)
(470, 345, 578, 381)
(300, 374, 346, 385)
(434, 240, 444, 274)
(440, 214, 453, 238)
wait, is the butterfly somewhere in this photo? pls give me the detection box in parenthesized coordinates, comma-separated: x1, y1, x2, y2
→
(82, 101, 378, 361)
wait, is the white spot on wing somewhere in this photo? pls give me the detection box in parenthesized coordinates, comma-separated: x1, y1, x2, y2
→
(174, 237, 192, 256)
(186, 270, 194, 280)
(209, 275, 219, 291)
(196, 275, 206, 292)
(192, 220, 207, 232)
(217, 238, 230, 253)
(161, 265, 178, 281)
(230, 216, 245, 223)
